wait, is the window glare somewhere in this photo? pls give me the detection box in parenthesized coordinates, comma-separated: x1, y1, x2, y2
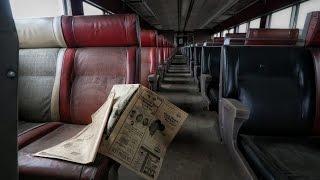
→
(296, 0, 320, 29)
(9, 0, 64, 19)
(222, 30, 228, 37)
(249, 18, 261, 28)
(83, 2, 104, 15)
(270, 7, 292, 28)
(238, 23, 248, 33)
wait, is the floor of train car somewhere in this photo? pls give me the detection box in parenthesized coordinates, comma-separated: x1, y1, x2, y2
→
(118, 55, 239, 180)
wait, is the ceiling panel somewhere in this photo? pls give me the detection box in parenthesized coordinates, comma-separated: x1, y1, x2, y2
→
(124, 0, 258, 31)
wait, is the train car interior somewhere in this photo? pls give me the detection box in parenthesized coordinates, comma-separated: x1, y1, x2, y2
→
(1, 0, 320, 179)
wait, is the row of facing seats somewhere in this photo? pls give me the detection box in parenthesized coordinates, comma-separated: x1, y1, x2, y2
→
(182, 11, 320, 180)
(182, 28, 300, 111)
(16, 14, 175, 179)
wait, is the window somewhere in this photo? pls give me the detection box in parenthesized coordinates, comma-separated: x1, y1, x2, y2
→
(269, 7, 292, 28)
(238, 23, 248, 33)
(229, 28, 234, 34)
(222, 30, 228, 37)
(9, 0, 64, 18)
(249, 18, 261, 28)
(296, 0, 320, 29)
(83, 1, 104, 15)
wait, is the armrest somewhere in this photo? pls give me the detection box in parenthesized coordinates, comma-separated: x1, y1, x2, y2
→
(147, 74, 158, 82)
(200, 74, 213, 110)
(219, 98, 255, 179)
(148, 74, 159, 91)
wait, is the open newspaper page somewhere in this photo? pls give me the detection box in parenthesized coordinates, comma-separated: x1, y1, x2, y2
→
(99, 85, 188, 180)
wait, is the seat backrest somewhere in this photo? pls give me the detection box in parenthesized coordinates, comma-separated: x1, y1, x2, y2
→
(245, 29, 299, 45)
(222, 45, 315, 136)
(201, 42, 213, 74)
(303, 11, 320, 135)
(140, 30, 158, 88)
(200, 42, 222, 82)
(194, 43, 203, 65)
(16, 14, 140, 125)
(157, 35, 164, 66)
(221, 13, 320, 136)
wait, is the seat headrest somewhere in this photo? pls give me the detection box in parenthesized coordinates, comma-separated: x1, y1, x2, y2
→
(61, 14, 140, 47)
(15, 14, 140, 48)
(224, 33, 246, 45)
(245, 29, 299, 45)
(15, 17, 66, 48)
(213, 37, 224, 45)
(302, 11, 320, 47)
(226, 33, 246, 38)
(141, 30, 157, 47)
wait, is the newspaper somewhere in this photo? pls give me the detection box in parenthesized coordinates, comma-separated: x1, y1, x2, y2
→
(99, 85, 188, 180)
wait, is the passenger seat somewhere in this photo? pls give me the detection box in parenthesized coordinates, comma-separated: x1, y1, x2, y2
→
(16, 14, 140, 179)
(140, 30, 159, 90)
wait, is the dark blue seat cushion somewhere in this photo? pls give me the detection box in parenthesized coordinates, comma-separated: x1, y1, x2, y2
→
(239, 135, 320, 180)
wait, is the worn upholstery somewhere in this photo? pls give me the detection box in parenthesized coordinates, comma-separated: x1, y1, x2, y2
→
(15, 17, 66, 48)
(141, 30, 158, 88)
(61, 15, 140, 47)
(18, 48, 64, 122)
(16, 14, 141, 180)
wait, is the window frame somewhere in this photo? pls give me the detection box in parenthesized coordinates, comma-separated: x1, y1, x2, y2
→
(82, 0, 105, 15)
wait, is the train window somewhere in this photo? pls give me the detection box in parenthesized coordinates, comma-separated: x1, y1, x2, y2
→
(296, 0, 320, 29)
(222, 30, 228, 37)
(269, 7, 292, 28)
(9, 0, 64, 18)
(249, 18, 261, 28)
(238, 23, 248, 33)
(83, 1, 104, 15)
(229, 28, 234, 34)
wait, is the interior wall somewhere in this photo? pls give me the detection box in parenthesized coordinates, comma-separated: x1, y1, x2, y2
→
(72, 0, 156, 29)
(193, 30, 212, 43)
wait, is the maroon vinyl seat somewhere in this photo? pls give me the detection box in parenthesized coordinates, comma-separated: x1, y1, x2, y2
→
(224, 33, 246, 45)
(140, 30, 159, 90)
(16, 14, 140, 180)
(245, 28, 299, 45)
(157, 35, 165, 80)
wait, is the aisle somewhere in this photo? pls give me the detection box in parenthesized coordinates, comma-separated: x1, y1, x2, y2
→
(118, 55, 238, 180)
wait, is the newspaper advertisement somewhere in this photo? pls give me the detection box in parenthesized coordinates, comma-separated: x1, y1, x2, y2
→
(99, 85, 188, 180)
